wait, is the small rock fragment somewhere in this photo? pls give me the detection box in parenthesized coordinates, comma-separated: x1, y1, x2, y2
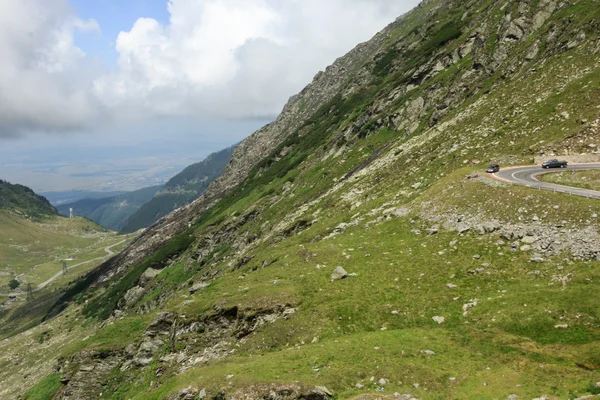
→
(331, 266, 349, 280)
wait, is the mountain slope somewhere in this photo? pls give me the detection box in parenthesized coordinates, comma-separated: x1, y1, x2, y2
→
(0, 210, 129, 339)
(42, 190, 128, 207)
(120, 146, 235, 233)
(56, 185, 163, 231)
(0, 180, 56, 218)
(7, 0, 600, 399)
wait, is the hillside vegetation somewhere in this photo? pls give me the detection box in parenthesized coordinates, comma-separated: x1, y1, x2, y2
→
(5, 0, 600, 399)
(56, 185, 163, 231)
(0, 180, 56, 218)
(539, 170, 600, 192)
(0, 211, 129, 338)
(121, 146, 235, 233)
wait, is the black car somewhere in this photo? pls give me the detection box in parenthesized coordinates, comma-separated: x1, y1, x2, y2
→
(486, 164, 500, 173)
(542, 159, 568, 169)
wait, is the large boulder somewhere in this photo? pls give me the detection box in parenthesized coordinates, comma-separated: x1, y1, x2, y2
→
(145, 312, 175, 337)
(133, 337, 164, 366)
(123, 286, 145, 308)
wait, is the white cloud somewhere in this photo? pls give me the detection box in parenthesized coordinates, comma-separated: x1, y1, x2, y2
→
(0, 0, 100, 137)
(0, 0, 420, 137)
(96, 0, 417, 120)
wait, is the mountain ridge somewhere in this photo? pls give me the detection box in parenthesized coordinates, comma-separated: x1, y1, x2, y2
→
(56, 185, 163, 231)
(0, 179, 57, 218)
(120, 145, 236, 233)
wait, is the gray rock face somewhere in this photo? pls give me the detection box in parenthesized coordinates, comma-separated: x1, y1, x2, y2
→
(145, 312, 175, 337)
(310, 386, 334, 398)
(58, 350, 122, 399)
(133, 337, 164, 366)
(131, 312, 176, 366)
(189, 282, 210, 294)
(331, 266, 349, 280)
(140, 268, 162, 285)
(122, 285, 145, 308)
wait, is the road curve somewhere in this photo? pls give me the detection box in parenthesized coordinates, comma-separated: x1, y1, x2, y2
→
(0, 238, 127, 297)
(492, 163, 600, 199)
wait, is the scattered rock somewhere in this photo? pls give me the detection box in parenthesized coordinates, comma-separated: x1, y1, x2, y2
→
(426, 227, 439, 235)
(331, 266, 349, 280)
(432, 316, 445, 324)
(458, 224, 471, 234)
(463, 299, 480, 316)
(521, 236, 539, 244)
(422, 349, 436, 355)
(554, 324, 569, 329)
(310, 386, 333, 398)
(530, 255, 545, 263)
(171, 386, 202, 400)
(189, 282, 210, 294)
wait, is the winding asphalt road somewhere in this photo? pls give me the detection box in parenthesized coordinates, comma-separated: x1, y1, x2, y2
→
(493, 163, 600, 199)
(0, 238, 127, 298)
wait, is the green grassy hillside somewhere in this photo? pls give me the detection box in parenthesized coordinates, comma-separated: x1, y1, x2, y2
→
(6, 0, 600, 399)
(0, 211, 131, 339)
(0, 211, 129, 291)
(0, 180, 56, 218)
(539, 170, 600, 191)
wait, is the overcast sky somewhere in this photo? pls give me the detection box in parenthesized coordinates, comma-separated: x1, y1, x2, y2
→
(0, 0, 420, 191)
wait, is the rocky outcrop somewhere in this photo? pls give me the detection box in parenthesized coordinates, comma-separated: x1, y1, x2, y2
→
(168, 384, 333, 400)
(57, 350, 123, 400)
(57, 305, 298, 397)
(415, 207, 600, 261)
(130, 312, 176, 367)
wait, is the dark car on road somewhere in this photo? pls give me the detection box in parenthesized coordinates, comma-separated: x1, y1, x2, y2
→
(542, 159, 568, 169)
(486, 164, 500, 173)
